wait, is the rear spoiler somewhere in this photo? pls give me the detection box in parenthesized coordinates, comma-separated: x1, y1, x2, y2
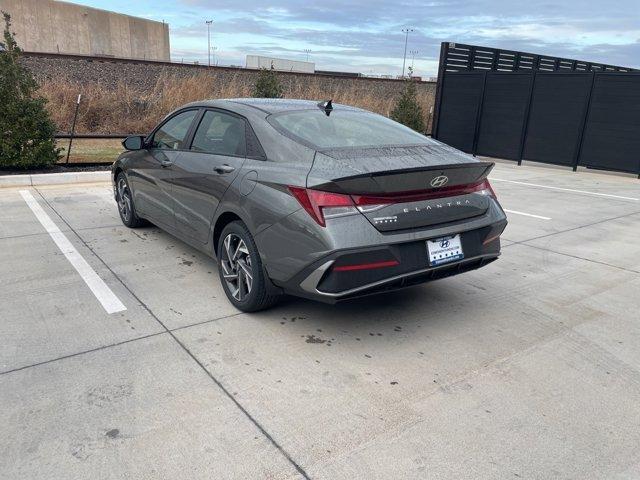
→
(311, 162, 495, 195)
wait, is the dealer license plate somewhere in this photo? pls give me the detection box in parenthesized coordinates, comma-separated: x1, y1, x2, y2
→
(427, 235, 464, 266)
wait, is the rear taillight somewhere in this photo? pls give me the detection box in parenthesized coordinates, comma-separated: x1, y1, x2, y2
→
(288, 187, 357, 227)
(289, 180, 498, 227)
(477, 179, 497, 199)
(352, 180, 497, 213)
(352, 180, 496, 213)
(351, 179, 496, 206)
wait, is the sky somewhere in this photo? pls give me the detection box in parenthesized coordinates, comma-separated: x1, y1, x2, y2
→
(76, 0, 639, 76)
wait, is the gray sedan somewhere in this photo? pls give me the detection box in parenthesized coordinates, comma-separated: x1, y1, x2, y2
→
(112, 99, 507, 311)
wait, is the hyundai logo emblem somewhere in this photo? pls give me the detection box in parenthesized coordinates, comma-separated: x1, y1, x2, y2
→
(430, 175, 449, 188)
(440, 239, 450, 248)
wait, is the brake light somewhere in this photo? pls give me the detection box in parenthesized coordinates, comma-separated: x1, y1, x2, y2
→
(288, 187, 356, 227)
(351, 179, 496, 206)
(289, 180, 498, 227)
(483, 180, 498, 198)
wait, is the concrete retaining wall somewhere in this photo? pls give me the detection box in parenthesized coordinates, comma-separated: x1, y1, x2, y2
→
(0, 0, 170, 61)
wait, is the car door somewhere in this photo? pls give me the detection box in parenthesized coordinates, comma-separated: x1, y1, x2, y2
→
(130, 109, 199, 229)
(170, 109, 248, 244)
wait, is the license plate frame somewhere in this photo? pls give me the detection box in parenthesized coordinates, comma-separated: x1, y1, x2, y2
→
(427, 234, 464, 266)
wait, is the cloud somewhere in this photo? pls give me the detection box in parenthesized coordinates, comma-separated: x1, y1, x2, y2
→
(80, 0, 640, 73)
(174, 0, 640, 73)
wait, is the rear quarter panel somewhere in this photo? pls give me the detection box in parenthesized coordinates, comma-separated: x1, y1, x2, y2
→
(210, 121, 316, 254)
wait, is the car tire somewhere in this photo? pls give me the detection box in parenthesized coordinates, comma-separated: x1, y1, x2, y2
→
(116, 172, 145, 228)
(217, 221, 280, 312)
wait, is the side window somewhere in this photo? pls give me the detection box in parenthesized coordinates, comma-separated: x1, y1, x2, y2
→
(191, 110, 247, 157)
(151, 110, 198, 150)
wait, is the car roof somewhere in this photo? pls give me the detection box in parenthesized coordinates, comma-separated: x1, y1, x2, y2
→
(185, 98, 365, 115)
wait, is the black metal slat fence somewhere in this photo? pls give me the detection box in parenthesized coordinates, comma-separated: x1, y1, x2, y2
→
(436, 42, 636, 75)
(432, 43, 640, 177)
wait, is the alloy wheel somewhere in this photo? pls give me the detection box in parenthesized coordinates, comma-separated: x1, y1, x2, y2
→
(117, 177, 132, 223)
(220, 233, 253, 301)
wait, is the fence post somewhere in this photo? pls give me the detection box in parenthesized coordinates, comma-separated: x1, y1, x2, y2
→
(431, 42, 449, 139)
(65, 94, 82, 164)
(573, 71, 596, 172)
(517, 71, 537, 166)
(471, 71, 488, 156)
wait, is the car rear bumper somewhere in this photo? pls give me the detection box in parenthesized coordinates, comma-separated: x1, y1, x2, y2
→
(274, 219, 505, 303)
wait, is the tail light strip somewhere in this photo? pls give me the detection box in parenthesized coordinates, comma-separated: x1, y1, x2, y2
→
(289, 180, 497, 227)
(351, 180, 496, 206)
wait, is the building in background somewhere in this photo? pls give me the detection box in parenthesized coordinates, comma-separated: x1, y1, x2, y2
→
(246, 55, 315, 74)
(0, 0, 170, 61)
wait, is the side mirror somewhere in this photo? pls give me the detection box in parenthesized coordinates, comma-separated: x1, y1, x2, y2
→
(122, 135, 145, 151)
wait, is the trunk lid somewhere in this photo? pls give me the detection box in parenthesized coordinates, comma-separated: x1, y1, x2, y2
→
(307, 144, 494, 232)
(307, 143, 493, 194)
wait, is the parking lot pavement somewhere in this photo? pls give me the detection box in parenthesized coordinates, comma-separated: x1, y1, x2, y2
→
(1, 334, 302, 479)
(1, 162, 640, 479)
(0, 188, 164, 372)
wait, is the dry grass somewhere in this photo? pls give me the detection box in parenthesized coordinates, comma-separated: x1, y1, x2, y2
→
(40, 72, 435, 136)
(56, 138, 123, 163)
(279, 76, 435, 128)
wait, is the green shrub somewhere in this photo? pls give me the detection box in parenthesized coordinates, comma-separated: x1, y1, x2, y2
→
(390, 68, 425, 133)
(0, 12, 60, 169)
(252, 65, 283, 98)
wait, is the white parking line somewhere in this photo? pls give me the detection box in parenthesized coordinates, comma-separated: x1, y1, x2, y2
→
(19, 190, 126, 314)
(491, 178, 640, 201)
(503, 209, 551, 220)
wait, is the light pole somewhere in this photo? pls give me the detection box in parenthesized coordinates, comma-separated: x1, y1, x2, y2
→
(401, 27, 413, 78)
(205, 20, 213, 67)
(303, 49, 311, 62)
(410, 50, 418, 73)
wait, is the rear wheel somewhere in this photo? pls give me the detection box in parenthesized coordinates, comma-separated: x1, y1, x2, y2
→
(217, 221, 280, 312)
(116, 173, 145, 228)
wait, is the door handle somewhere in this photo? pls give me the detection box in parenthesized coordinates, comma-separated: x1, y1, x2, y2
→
(214, 164, 235, 174)
(160, 160, 173, 168)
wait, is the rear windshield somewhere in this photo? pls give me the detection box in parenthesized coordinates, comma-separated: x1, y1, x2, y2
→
(269, 110, 430, 149)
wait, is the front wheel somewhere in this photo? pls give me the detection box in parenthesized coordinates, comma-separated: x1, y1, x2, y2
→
(217, 221, 280, 312)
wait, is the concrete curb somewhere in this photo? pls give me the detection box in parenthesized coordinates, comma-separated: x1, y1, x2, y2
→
(0, 171, 111, 188)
